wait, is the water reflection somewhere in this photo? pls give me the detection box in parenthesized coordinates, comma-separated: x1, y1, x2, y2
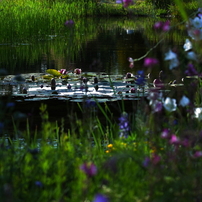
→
(0, 17, 187, 79)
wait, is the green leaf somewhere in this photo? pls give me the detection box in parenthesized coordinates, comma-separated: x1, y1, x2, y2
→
(173, 0, 188, 21)
(46, 69, 61, 77)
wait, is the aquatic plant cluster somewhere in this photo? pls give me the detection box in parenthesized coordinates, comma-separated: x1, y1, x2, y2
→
(1, 1, 202, 202)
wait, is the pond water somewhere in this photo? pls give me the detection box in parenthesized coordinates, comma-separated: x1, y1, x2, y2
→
(0, 16, 189, 135)
(0, 16, 187, 82)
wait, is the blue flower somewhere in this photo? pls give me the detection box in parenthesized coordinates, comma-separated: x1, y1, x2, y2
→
(35, 181, 43, 188)
(85, 99, 97, 108)
(137, 70, 144, 76)
(135, 70, 146, 85)
(135, 77, 146, 85)
(6, 102, 15, 108)
(93, 194, 109, 202)
(119, 112, 130, 138)
(0, 122, 4, 133)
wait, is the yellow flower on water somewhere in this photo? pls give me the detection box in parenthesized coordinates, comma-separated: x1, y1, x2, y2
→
(105, 150, 110, 153)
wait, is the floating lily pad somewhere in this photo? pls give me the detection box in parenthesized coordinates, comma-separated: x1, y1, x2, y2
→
(42, 75, 54, 80)
(46, 69, 61, 77)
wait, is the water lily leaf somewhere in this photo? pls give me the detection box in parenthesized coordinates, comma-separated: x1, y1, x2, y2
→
(46, 69, 61, 77)
(83, 72, 97, 77)
(42, 75, 53, 80)
(60, 75, 69, 79)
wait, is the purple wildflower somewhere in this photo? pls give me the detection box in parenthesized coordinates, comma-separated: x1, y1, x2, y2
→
(93, 194, 109, 202)
(136, 77, 146, 85)
(154, 21, 164, 29)
(151, 154, 161, 165)
(169, 134, 180, 144)
(142, 157, 150, 167)
(184, 63, 198, 76)
(181, 138, 190, 147)
(147, 88, 162, 104)
(119, 112, 130, 138)
(135, 70, 146, 86)
(116, 0, 122, 3)
(194, 151, 202, 158)
(161, 129, 170, 139)
(123, 0, 133, 8)
(162, 21, 170, 31)
(154, 21, 170, 32)
(152, 100, 163, 113)
(35, 181, 43, 188)
(80, 162, 97, 178)
(64, 20, 74, 27)
(144, 57, 159, 67)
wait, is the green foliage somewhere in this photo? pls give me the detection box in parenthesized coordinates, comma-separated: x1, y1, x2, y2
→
(0, 0, 202, 201)
(173, 0, 188, 20)
(145, 0, 197, 10)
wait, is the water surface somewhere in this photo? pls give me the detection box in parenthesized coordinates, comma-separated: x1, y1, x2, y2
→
(0, 16, 187, 81)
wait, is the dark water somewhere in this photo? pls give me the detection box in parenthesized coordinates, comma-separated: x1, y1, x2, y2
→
(0, 16, 187, 81)
(0, 16, 189, 135)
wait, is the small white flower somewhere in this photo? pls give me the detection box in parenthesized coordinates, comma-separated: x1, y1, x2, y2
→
(165, 49, 179, 70)
(163, 97, 177, 112)
(169, 58, 179, 70)
(179, 95, 190, 107)
(187, 51, 198, 61)
(183, 38, 192, 51)
(194, 108, 202, 120)
(128, 57, 134, 63)
(191, 17, 202, 29)
(165, 49, 177, 60)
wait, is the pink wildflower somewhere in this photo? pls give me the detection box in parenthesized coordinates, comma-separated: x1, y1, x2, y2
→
(59, 69, 67, 75)
(151, 154, 161, 165)
(80, 162, 97, 177)
(169, 134, 180, 144)
(162, 21, 170, 31)
(74, 68, 82, 74)
(123, 0, 133, 7)
(144, 57, 159, 67)
(161, 129, 170, 139)
(128, 57, 134, 68)
(154, 21, 170, 32)
(194, 151, 202, 158)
